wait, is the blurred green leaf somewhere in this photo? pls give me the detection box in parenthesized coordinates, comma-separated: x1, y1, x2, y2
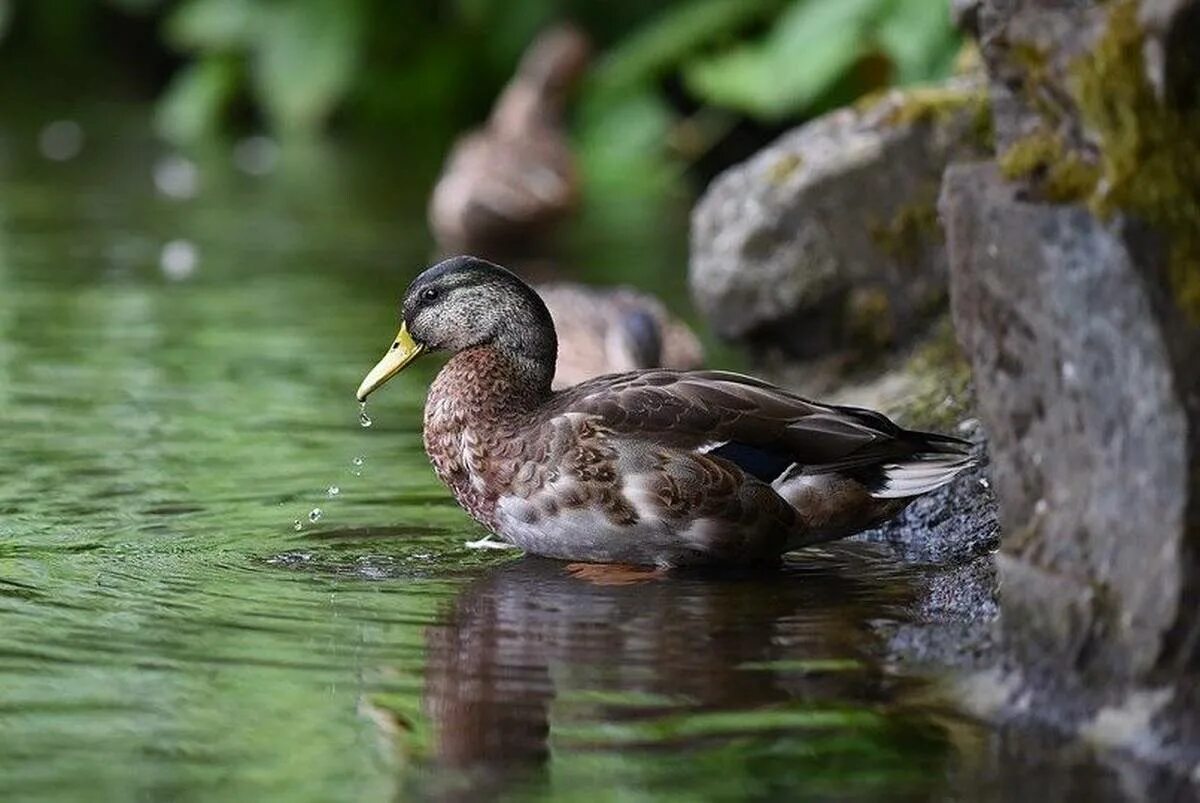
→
(166, 0, 262, 51)
(592, 0, 778, 97)
(155, 55, 241, 143)
(684, 0, 883, 119)
(474, 0, 556, 72)
(877, 0, 958, 85)
(577, 89, 675, 191)
(252, 0, 363, 135)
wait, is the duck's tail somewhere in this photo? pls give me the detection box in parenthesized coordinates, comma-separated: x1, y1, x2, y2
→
(868, 432, 975, 499)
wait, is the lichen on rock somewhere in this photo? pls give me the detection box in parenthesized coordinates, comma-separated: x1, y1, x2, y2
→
(987, 0, 1200, 319)
(997, 129, 1101, 202)
(1070, 0, 1200, 318)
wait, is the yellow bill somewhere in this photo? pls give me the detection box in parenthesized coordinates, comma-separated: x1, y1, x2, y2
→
(356, 322, 424, 401)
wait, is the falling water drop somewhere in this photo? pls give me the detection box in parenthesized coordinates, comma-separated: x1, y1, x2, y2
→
(308, 508, 323, 523)
(293, 519, 303, 532)
(327, 485, 340, 497)
(351, 455, 364, 477)
(359, 401, 372, 428)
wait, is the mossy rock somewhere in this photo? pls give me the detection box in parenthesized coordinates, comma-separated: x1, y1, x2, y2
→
(991, 0, 1200, 320)
(1070, 0, 1200, 320)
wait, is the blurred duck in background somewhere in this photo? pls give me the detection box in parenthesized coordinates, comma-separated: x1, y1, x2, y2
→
(536, 283, 704, 388)
(428, 23, 590, 256)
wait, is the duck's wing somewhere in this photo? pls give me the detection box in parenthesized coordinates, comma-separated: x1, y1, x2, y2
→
(554, 370, 971, 492)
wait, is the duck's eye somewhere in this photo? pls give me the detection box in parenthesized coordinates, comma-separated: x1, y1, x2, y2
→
(421, 288, 438, 302)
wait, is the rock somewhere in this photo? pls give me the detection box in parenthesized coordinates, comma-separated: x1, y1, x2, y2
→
(940, 162, 1200, 681)
(975, 0, 1105, 156)
(689, 76, 990, 362)
(950, 0, 983, 37)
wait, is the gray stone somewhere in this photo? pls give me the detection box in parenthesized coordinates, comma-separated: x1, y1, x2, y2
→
(951, 0, 982, 37)
(976, 0, 1108, 155)
(689, 76, 989, 361)
(940, 162, 1200, 681)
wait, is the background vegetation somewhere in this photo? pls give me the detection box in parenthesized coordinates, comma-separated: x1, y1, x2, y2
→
(0, 0, 960, 188)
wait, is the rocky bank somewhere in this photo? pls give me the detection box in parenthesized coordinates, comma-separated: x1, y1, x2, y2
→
(690, 0, 1200, 785)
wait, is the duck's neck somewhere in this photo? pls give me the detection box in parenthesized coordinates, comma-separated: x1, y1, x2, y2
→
(428, 345, 554, 425)
(490, 82, 560, 137)
(424, 345, 554, 526)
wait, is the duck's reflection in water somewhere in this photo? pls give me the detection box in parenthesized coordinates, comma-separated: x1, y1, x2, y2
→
(410, 546, 951, 800)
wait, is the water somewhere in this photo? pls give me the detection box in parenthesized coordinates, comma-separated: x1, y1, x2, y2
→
(0, 114, 1134, 801)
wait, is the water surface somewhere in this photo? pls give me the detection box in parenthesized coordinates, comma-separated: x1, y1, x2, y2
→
(0, 115, 1132, 802)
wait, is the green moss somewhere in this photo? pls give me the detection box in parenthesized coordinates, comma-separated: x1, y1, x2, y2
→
(993, 0, 1200, 319)
(892, 319, 974, 432)
(1070, 0, 1200, 319)
(869, 185, 942, 265)
(952, 41, 983, 77)
(998, 129, 1101, 203)
(879, 84, 994, 151)
(1008, 42, 1071, 126)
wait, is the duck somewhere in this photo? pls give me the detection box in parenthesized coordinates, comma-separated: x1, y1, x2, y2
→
(428, 24, 590, 255)
(356, 256, 973, 567)
(536, 282, 704, 388)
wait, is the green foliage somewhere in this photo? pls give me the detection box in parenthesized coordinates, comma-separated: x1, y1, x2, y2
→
(589, 0, 779, 99)
(683, 0, 959, 120)
(161, 0, 364, 139)
(684, 0, 878, 119)
(576, 89, 676, 191)
(166, 0, 258, 49)
(251, 0, 363, 134)
(155, 54, 241, 142)
(0, 0, 960, 158)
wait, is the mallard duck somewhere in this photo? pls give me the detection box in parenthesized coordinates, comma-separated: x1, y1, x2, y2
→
(428, 24, 590, 255)
(356, 256, 973, 567)
(536, 282, 704, 388)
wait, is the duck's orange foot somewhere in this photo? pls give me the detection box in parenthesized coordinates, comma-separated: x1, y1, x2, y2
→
(564, 562, 667, 586)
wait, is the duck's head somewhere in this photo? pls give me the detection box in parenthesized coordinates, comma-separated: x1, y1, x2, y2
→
(356, 256, 557, 401)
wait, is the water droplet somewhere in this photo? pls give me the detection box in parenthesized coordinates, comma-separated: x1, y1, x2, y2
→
(308, 508, 322, 523)
(359, 401, 372, 428)
(327, 485, 340, 497)
(352, 456, 364, 466)
(293, 519, 303, 531)
(350, 456, 364, 476)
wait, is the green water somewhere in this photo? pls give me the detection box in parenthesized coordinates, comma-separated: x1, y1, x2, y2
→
(0, 116, 1130, 802)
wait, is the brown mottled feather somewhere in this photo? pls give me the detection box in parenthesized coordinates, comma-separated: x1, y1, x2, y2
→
(421, 350, 963, 566)
(550, 369, 920, 472)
